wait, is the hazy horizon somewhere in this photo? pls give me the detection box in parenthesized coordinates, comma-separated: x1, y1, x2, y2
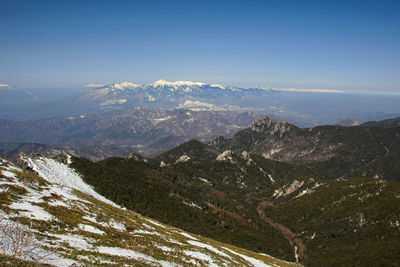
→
(2, 79, 400, 97)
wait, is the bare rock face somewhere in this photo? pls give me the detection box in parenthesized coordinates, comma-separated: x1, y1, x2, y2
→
(160, 161, 167, 167)
(241, 151, 250, 160)
(216, 150, 233, 161)
(175, 155, 191, 164)
(210, 116, 301, 158)
(250, 117, 290, 137)
(128, 153, 148, 162)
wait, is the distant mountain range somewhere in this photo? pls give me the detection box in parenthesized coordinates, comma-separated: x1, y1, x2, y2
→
(2, 80, 400, 127)
(1, 79, 400, 162)
(1, 107, 400, 166)
(0, 107, 262, 159)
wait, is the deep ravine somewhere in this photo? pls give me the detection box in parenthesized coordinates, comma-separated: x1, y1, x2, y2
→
(257, 201, 306, 264)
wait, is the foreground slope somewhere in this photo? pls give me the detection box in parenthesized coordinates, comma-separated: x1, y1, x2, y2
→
(0, 156, 297, 266)
(71, 146, 400, 266)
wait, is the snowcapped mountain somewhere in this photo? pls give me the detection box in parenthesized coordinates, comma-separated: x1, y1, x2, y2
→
(87, 80, 228, 96)
(79, 79, 247, 106)
(2, 79, 400, 127)
(41, 80, 400, 127)
(89, 82, 142, 98)
(65, 79, 283, 118)
(0, 155, 295, 266)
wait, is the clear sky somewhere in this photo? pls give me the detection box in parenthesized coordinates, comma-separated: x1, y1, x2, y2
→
(1, 0, 399, 94)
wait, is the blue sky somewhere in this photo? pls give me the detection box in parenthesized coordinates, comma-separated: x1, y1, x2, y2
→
(0, 0, 399, 94)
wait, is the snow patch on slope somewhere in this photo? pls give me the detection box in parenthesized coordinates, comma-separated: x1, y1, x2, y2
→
(273, 180, 304, 198)
(10, 202, 54, 221)
(97, 246, 155, 263)
(223, 247, 273, 267)
(100, 98, 127, 106)
(187, 240, 232, 260)
(24, 157, 119, 208)
(1, 156, 296, 267)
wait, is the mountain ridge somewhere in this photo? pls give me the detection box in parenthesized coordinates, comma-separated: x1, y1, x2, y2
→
(210, 116, 400, 181)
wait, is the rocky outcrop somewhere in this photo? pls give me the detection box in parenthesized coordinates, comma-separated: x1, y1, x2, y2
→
(250, 117, 291, 137)
(216, 150, 233, 161)
(175, 155, 191, 163)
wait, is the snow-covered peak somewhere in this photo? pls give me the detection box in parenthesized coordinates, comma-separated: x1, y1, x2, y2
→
(92, 80, 237, 94)
(111, 82, 141, 90)
(152, 79, 205, 89)
(91, 82, 142, 97)
(210, 84, 225, 90)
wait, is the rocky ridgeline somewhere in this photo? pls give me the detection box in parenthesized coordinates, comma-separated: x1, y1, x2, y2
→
(210, 116, 400, 181)
(250, 117, 292, 137)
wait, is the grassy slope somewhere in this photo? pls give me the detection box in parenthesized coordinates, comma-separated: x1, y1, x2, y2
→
(0, 160, 298, 267)
(71, 152, 400, 267)
(70, 156, 295, 261)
